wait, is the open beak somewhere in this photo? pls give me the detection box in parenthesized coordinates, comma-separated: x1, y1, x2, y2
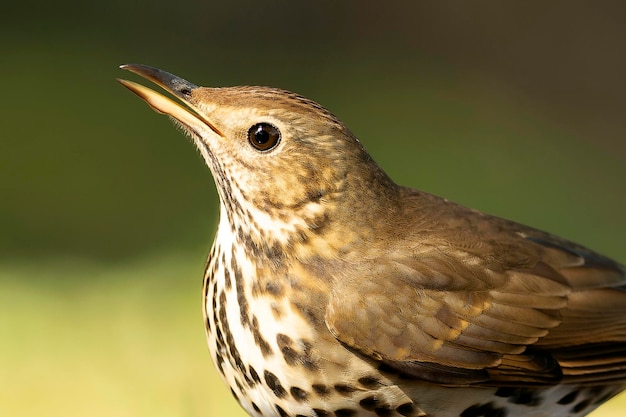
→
(117, 64, 223, 137)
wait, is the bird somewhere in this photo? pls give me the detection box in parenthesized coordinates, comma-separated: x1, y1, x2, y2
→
(118, 64, 626, 417)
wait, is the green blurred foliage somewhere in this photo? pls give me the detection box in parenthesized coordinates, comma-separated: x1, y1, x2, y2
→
(1, 1, 625, 261)
(1, 1, 625, 416)
(0, 254, 244, 417)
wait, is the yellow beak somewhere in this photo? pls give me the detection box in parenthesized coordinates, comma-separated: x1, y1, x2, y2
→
(117, 64, 222, 137)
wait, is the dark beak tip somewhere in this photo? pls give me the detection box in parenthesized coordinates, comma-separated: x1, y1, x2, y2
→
(119, 64, 139, 72)
(119, 63, 160, 76)
(118, 63, 198, 97)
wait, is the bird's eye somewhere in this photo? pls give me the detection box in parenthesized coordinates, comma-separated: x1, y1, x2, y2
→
(247, 123, 281, 152)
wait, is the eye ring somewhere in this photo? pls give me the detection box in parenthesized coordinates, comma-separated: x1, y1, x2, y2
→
(247, 123, 281, 152)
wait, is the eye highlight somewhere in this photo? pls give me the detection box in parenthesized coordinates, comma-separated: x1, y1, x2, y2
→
(248, 123, 281, 151)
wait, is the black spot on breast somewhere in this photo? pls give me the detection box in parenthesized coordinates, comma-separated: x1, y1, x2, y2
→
(460, 402, 508, 417)
(204, 246, 216, 276)
(219, 251, 226, 267)
(275, 334, 317, 370)
(264, 241, 284, 260)
(374, 408, 394, 417)
(218, 291, 227, 319)
(290, 386, 308, 402)
(238, 223, 285, 264)
(306, 189, 325, 202)
(228, 338, 245, 373)
(230, 256, 250, 327)
(229, 387, 239, 402)
(334, 409, 356, 417)
(251, 316, 273, 356)
(214, 323, 225, 350)
(216, 291, 246, 375)
(223, 267, 231, 290)
(242, 234, 262, 259)
(277, 333, 298, 365)
(277, 333, 293, 346)
(202, 253, 217, 335)
(265, 280, 284, 296)
(275, 404, 289, 417)
(207, 278, 219, 338)
(334, 384, 356, 395)
(312, 383, 331, 397)
(213, 291, 227, 370)
(396, 403, 419, 416)
(249, 366, 261, 384)
(359, 396, 380, 410)
(358, 376, 382, 389)
(494, 387, 514, 398)
(242, 371, 253, 387)
(495, 387, 542, 406)
(235, 378, 244, 392)
(557, 390, 579, 405)
(571, 398, 591, 413)
(211, 280, 218, 311)
(313, 409, 330, 417)
(264, 370, 286, 398)
(215, 356, 224, 374)
(291, 301, 322, 326)
(251, 402, 261, 413)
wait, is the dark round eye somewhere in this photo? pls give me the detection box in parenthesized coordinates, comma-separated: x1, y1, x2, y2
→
(247, 123, 281, 151)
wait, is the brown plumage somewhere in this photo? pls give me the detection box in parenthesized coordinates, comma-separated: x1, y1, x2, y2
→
(326, 188, 626, 386)
(119, 64, 626, 417)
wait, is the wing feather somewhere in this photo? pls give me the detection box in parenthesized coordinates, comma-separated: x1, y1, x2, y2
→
(325, 191, 626, 386)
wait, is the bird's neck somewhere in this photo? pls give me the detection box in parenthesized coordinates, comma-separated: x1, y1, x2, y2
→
(216, 162, 402, 267)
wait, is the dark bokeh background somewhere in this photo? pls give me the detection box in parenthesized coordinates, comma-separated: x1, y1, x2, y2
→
(1, 2, 625, 416)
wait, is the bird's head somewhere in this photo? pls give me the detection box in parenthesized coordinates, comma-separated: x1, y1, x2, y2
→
(118, 65, 396, 255)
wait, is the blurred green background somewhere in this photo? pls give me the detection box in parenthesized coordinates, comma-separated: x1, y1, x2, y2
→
(1, 1, 625, 416)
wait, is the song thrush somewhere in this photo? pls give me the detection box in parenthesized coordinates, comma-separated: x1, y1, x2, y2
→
(118, 64, 626, 417)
